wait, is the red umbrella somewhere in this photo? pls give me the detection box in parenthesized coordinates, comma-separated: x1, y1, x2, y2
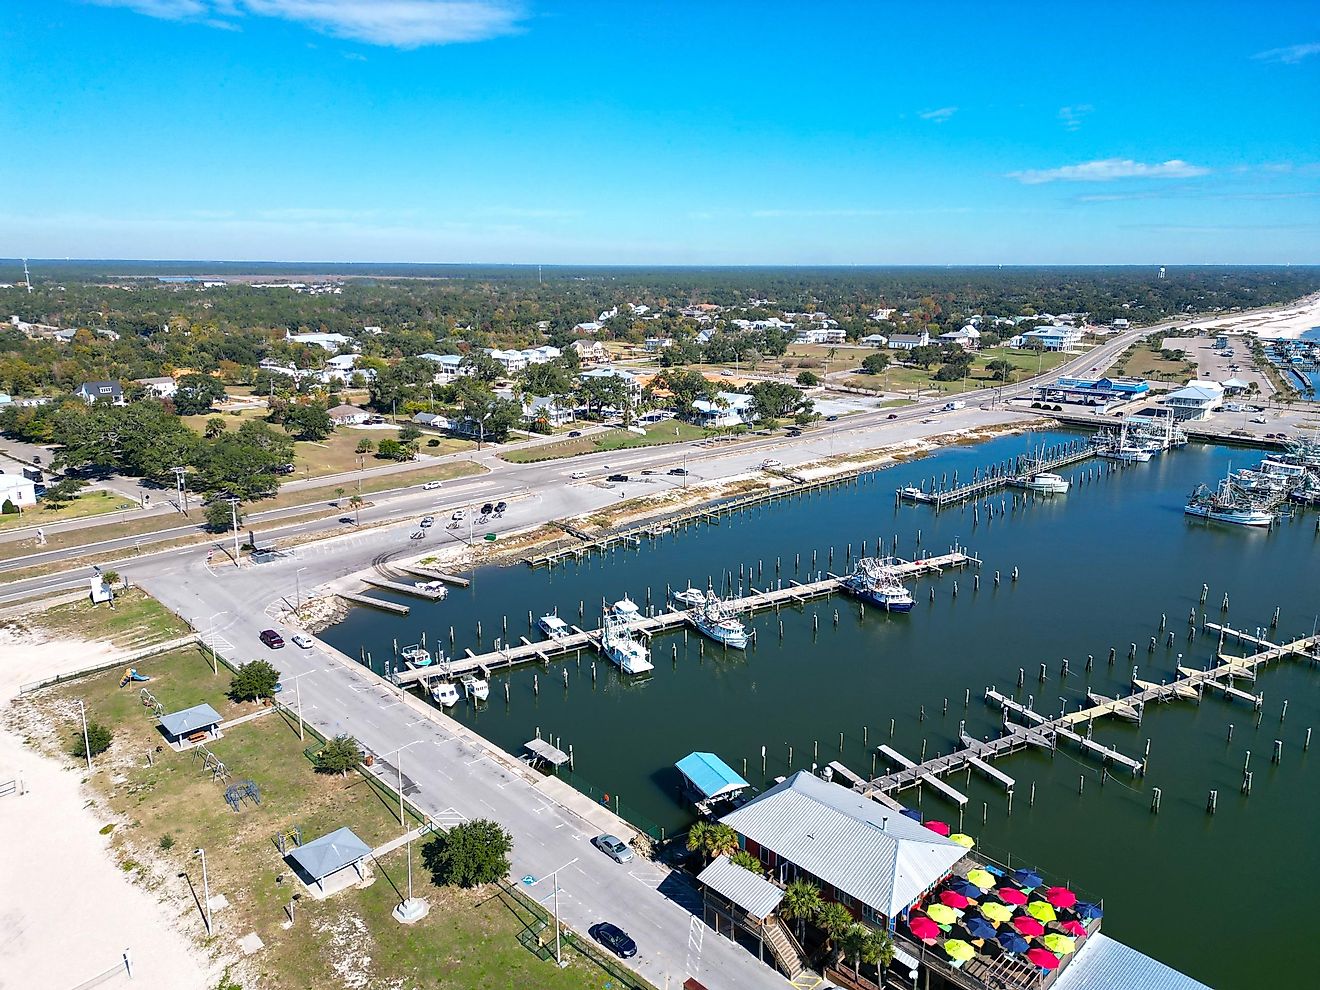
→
(1045, 886, 1078, 909)
(1012, 916, 1046, 937)
(1059, 920, 1088, 938)
(909, 915, 940, 943)
(939, 890, 972, 909)
(997, 887, 1029, 905)
(924, 820, 952, 836)
(1026, 947, 1061, 970)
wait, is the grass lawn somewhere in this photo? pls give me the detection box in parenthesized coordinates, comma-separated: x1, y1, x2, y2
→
(840, 346, 1079, 395)
(0, 489, 136, 531)
(1112, 345, 1199, 383)
(499, 420, 713, 463)
(17, 648, 614, 990)
(28, 586, 191, 648)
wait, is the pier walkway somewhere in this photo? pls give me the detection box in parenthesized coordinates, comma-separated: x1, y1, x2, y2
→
(898, 438, 1093, 509)
(392, 550, 978, 685)
(861, 628, 1318, 802)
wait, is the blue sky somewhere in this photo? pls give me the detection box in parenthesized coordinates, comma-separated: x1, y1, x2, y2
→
(2, 1, 1317, 264)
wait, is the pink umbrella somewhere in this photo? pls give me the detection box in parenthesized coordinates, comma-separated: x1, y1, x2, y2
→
(924, 820, 952, 836)
(909, 915, 940, 943)
(1045, 886, 1078, 909)
(939, 890, 972, 909)
(1012, 916, 1046, 937)
(997, 887, 1029, 906)
(1059, 920, 1088, 938)
(1026, 947, 1061, 970)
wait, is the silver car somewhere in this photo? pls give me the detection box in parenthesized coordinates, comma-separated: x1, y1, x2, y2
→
(592, 833, 633, 864)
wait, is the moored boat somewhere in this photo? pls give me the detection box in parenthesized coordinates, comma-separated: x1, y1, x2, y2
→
(538, 611, 572, 641)
(400, 644, 432, 668)
(1024, 471, 1070, 495)
(692, 596, 750, 649)
(841, 557, 915, 612)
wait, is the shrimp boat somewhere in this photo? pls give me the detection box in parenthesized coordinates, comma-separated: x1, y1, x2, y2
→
(692, 595, 750, 649)
(400, 644, 433, 668)
(599, 610, 654, 675)
(1023, 471, 1071, 495)
(610, 596, 644, 624)
(538, 611, 572, 641)
(460, 673, 490, 702)
(841, 557, 915, 612)
(1096, 421, 1153, 462)
(1184, 475, 1274, 528)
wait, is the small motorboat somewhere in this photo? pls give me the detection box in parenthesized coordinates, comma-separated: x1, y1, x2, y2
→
(400, 645, 432, 668)
(415, 580, 449, 598)
(671, 586, 708, 609)
(1024, 472, 1071, 495)
(538, 612, 572, 640)
(430, 678, 460, 707)
(460, 673, 490, 701)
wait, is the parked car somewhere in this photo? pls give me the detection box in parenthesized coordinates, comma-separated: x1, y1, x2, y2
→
(761, 458, 782, 469)
(422, 480, 442, 490)
(494, 501, 507, 513)
(667, 467, 688, 476)
(338, 516, 354, 524)
(887, 413, 899, 419)
(570, 471, 588, 479)
(420, 515, 434, 528)
(479, 502, 493, 515)
(259, 629, 285, 649)
(568, 430, 583, 438)
(607, 474, 629, 482)
(641, 469, 659, 475)
(590, 923, 637, 958)
(786, 428, 802, 436)
(592, 833, 634, 864)
(291, 633, 313, 649)
(451, 509, 466, 520)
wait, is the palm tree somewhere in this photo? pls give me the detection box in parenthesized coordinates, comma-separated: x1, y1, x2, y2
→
(686, 821, 739, 861)
(817, 902, 854, 950)
(779, 879, 823, 941)
(839, 924, 895, 975)
(729, 849, 765, 876)
(347, 493, 364, 526)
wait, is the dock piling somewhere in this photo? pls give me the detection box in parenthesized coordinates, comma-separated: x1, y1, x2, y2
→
(1151, 787, 1161, 813)
(1273, 739, 1283, 763)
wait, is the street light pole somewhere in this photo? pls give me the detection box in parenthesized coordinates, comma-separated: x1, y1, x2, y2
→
(528, 857, 579, 968)
(78, 700, 92, 771)
(380, 740, 424, 827)
(295, 567, 307, 611)
(194, 847, 212, 935)
(287, 670, 315, 741)
(227, 497, 241, 568)
(206, 611, 228, 675)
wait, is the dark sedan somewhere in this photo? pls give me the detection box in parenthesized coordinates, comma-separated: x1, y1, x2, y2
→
(590, 922, 637, 958)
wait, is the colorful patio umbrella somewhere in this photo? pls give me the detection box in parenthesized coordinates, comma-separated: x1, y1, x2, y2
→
(1059, 920, 1089, 938)
(926, 903, 959, 925)
(1011, 916, 1045, 937)
(1045, 886, 1078, 909)
(901, 808, 924, 821)
(967, 869, 996, 890)
(1074, 901, 1103, 920)
(908, 915, 940, 943)
(997, 887, 1029, 905)
(943, 939, 976, 962)
(1012, 868, 1044, 888)
(924, 820, 952, 836)
(963, 915, 998, 941)
(997, 930, 1030, 953)
(1041, 934, 1076, 956)
(1026, 947, 1062, 970)
(939, 890, 972, 909)
(949, 833, 976, 848)
(1026, 901, 1058, 923)
(979, 902, 1014, 923)
(949, 879, 983, 899)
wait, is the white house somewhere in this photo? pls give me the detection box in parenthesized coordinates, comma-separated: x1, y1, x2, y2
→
(570, 340, 608, 365)
(573, 321, 605, 335)
(860, 334, 889, 348)
(522, 395, 574, 428)
(327, 403, 372, 426)
(645, 337, 674, 352)
(888, 331, 931, 351)
(597, 306, 619, 322)
(1021, 326, 1083, 351)
(793, 326, 846, 345)
(135, 376, 177, 399)
(1164, 381, 1224, 421)
(937, 327, 981, 350)
(692, 391, 756, 428)
(418, 353, 471, 382)
(1112, 318, 1131, 330)
(74, 381, 125, 405)
(287, 332, 354, 352)
(579, 367, 643, 397)
(483, 345, 562, 375)
(412, 412, 450, 430)
(0, 473, 37, 508)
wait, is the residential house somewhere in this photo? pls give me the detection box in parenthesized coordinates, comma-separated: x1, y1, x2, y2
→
(412, 412, 450, 430)
(1164, 381, 1224, 421)
(578, 367, 643, 396)
(860, 334, 888, 348)
(1021, 325, 1083, 351)
(135, 376, 178, 399)
(74, 381, 125, 405)
(570, 339, 608, 366)
(327, 404, 371, 426)
(645, 337, 674, 352)
(522, 395, 574, 428)
(793, 325, 846, 345)
(573, 321, 605, 335)
(1112, 318, 1131, 330)
(417, 353, 471, 383)
(287, 331, 354, 353)
(887, 331, 931, 351)
(692, 391, 756, 428)
(937, 326, 981, 350)
(0, 473, 37, 508)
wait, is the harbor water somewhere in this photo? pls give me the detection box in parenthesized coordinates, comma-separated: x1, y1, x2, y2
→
(322, 429, 1319, 989)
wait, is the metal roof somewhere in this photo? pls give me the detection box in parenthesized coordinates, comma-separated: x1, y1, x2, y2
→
(524, 738, 570, 766)
(697, 855, 785, 920)
(1050, 933, 1211, 990)
(158, 703, 222, 739)
(719, 771, 964, 918)
(676, 752, 749, 800)
(286, 827, 372, 882)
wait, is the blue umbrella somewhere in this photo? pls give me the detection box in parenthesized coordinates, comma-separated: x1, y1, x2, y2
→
(1012, 868, 1044, 888)
(997, 930, 1030, 953)
(901, 808, 923, 821)
(949, 879, 983, 899)
(1074, 901, 1103, 920)
(963, 915, 997, 940)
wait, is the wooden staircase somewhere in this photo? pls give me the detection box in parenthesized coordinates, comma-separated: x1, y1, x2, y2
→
(763, 916, 810, 981)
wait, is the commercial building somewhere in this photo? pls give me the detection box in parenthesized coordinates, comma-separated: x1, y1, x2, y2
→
(1164, 381, 1224, 421)
(1035, 376, 1149, 410)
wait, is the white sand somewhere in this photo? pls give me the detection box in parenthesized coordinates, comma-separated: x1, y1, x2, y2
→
(0, 626, 216, 990)
(1183, 293, 1320, 340)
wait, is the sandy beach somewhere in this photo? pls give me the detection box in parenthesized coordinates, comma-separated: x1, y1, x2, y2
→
(0, 626, 216, 990)
(1183, 292, 1320, 339)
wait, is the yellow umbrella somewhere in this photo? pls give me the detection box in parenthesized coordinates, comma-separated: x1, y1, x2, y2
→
(943, 938, 976, 962)
(1041, 934, 1076, 955)
(1027, 901, 1058, 923)
(926, 903, 959, 925)
(967, 869, 996, 890)
(949, 833, 976, 849)
(980, 901, 1014, 923)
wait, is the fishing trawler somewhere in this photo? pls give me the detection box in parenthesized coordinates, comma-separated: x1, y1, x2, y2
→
(1185, 475, 1274, 527)
(692, 595, 750, 649)
(841, 557, 915, 612)
(1095, 421, 1153, 462)
(600, 609, 654, 675)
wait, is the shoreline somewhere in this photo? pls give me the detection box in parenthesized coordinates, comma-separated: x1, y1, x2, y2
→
(1182, 291, 1320, 340)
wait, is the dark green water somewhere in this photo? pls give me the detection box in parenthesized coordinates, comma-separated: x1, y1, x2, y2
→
(324, 431, 1320, 989)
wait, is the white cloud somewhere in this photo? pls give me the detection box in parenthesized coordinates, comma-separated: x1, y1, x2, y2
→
(1008, 158, 1210, 184)
(1057, 104, 1093, 131)
(88, 0, 524, 48)
(918, 106, 957, 123)
(1252, 41, 1320, 64)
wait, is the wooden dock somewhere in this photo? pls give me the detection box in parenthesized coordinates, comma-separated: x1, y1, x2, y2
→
(898, 439, 1094, 509)
(336, 592, 410, 615)
(362, 577, 447, 601)
(877, 744, 969, 806)
(856, 629, 1319, 804)
(396, 565, 470, 587)
(390, 550, 979, 685)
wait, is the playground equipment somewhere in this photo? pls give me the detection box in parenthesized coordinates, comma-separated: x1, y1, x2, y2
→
(139, 687, 164, 718)
(224, 779, 262, 812)
(274, 826, 303, 855)
(119, 668, 151, 688)
(192, 742, 229, 783)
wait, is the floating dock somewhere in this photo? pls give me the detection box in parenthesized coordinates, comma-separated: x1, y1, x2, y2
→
(898, 439, 1094, 509)
(361, 577, 447, 601)
(396, 565, 470, 587)
(336, 592, 410, 615)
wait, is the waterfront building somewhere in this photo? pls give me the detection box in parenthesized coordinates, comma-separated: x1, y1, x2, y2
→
(1036, 376, 1149, 410)
(1164, 381, 1224, 421)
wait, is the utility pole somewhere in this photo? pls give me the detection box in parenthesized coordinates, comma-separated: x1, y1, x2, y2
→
(380, 740, 424, 826)
(228, 498, 241, 567)
(172, 466, 189, 514)
(296, 567, 307, 611)
(288, 670, 314, 741)
(528, 858, 579, 967)
(206, 611, 227, 674)
(78, 700, 92, 771)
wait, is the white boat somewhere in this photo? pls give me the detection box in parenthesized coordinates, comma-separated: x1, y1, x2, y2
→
(400, 645, 432, 668)
(693, 596, 750, 649)
(841, 557, 915, 613)
(538, 612, 572, 640)
(1184, 503, 1274, 527)
(1185, 475, 1274, 528)
(610, 596, 644, 623)
(460, 673, 490, 701)
(430, 678, 460, 707)
(1096, 421, 1155, 462)
(671, 586, 709, 609)
(1024, 471, 1071, 495)
(415, 580, 449, 598)
(600, 611, 654, 675)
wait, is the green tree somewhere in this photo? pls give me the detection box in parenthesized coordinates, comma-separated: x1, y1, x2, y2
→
(985, 358, 1016, 382)
(398, 423, 422, 442)
(376, 438, 409, 461)
(686, 821, 739, 861)
(204, 416, 228, 438)
(195, 422, 291, 501)
(861, 353, 890, 375)
(283, 403, 333, 441)
(780, 879, 823, 941)
(796, 370, 820, 386)
(228, 659, 280, 702)
(654, 369, 717, 418)
(204, 499, 240, 532)
(747, 382, 810, 422)
(839, 924, 895, 975)
(173, 374, 226, 416)
(908, 344, 944, 370)
(71, 720, 113, 759)
(40, 477, 87, 510)
(818, 902, 855, 948)
(313, 734, 361, 775)
(729, 849, 765, 876)
(421, 818, 513, 888)
(354, 438, 375, 454)
(455, 378, 523, 444)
